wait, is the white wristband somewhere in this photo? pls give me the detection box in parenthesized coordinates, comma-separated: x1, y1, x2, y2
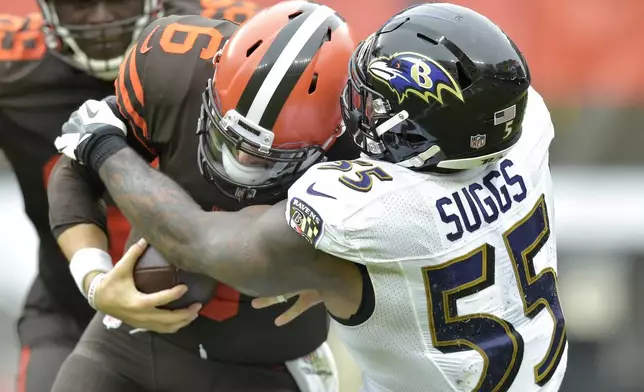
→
(69, 248, 113, 296)
(87, 273, 106, 310)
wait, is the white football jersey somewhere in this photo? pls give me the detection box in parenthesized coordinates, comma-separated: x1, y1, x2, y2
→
(286, 88, 567, 392)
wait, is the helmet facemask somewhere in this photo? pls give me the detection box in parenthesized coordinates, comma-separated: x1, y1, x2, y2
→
(342, 37, 445, 169)
(37, 0, 163, 80)
(197, 79, 334, 204)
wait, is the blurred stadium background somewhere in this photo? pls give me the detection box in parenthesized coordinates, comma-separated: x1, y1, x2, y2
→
(2, 0, 644, 391)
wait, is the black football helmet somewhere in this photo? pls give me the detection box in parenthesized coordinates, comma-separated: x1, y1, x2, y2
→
(342, 3, 531, 171)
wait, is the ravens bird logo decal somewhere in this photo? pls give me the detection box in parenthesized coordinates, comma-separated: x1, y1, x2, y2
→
(368, 52, 465, 105)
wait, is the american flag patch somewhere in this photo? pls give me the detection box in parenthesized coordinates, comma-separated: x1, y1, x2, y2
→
(494, 104, 517, 125)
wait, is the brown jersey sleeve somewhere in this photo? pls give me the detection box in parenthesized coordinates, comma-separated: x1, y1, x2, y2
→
(114, 15, 238, 157)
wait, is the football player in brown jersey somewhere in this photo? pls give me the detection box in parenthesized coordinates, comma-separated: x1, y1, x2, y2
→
(0, 0, 258, 391)
(48, 1, 359, 391)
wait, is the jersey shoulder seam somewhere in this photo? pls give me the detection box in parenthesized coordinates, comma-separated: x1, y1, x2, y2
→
(301, 167, 426, 253)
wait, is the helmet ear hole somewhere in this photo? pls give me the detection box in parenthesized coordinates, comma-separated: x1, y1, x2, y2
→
(416, 32, 438, 46)
(323, 27, 332, 43)
(246, 40, 262, 57)
(308, 73, 319, 94)
(456, 62, 472, 90)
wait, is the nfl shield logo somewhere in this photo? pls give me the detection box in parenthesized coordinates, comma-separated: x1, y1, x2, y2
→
(470, 134, 486, 149)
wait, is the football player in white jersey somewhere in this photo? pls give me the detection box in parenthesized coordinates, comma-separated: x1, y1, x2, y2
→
(54, 3, 568, 392)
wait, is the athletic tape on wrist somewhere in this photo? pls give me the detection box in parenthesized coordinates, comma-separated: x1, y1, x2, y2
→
(69, 248, 113, 296)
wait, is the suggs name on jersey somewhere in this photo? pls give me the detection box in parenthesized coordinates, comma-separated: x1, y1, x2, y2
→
(436, 159, 527, 242)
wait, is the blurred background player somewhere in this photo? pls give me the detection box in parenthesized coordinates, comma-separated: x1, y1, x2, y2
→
(47, 1, 360, 391)
(53, 3, 568, 392)
(0, 0, 258, 390)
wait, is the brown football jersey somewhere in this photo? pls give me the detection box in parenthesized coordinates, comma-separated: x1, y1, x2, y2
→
(113, 13, 360, 363)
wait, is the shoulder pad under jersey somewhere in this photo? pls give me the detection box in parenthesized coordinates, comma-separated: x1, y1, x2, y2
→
(285, 158, 413, 262)
(114, 14, 238, 147)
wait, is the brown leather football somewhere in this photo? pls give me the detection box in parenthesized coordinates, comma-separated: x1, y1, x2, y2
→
(133, 246, 218, 310)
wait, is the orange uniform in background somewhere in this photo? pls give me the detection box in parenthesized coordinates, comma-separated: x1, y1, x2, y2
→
(1, 1, 37, 15)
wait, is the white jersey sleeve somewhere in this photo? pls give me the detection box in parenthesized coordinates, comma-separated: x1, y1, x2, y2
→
(516, 87, 555, 174)
(285, 157, 418, 263)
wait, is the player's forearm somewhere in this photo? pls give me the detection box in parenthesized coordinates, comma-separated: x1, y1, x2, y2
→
(96, 147, 326, 296)
(96, 148, 276, 295)
(57, 223, 108, 260)
(96, 147, 220, 274)
(48, 156, 109, 248)
(48, 155, 113, 295)
(57, 224, 109, 293)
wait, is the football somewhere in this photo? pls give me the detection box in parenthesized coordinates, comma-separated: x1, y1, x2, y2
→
(133, 246, 218, 310)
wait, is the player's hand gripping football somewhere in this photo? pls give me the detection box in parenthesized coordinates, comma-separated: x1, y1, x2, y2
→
(93, 239, 202, 333)
(252, 290, 323, 326)
(54, 97, 127, 168)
